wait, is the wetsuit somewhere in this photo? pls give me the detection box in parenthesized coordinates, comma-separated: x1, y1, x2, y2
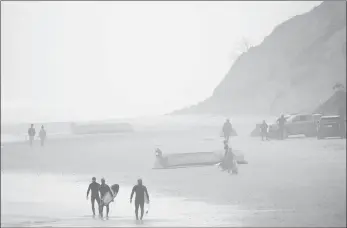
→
(222, 144, 234, 172)
(130, 184, 149, 220)
(223, 144, 229, 158)
(260, 123, 268, 141)
(87, 182, 101, 216)
(277, 117, 286, 140)
(39, 129, 46, 146)
(223, 122, 232, 142)
(339, 107, 346, 138)
(99, 184, 113, 217)
(28, 128, 36, 146)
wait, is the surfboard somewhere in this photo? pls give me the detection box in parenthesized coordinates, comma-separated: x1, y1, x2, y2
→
(145, 191, 150, 214)
(101, 184, 119, 206)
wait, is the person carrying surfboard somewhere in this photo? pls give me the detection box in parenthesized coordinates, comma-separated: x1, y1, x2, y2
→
(222, 119, 233, 143)
(86, 177, 101, 217)
(99, 178, 114, 218)
(130, 179, 150, 221)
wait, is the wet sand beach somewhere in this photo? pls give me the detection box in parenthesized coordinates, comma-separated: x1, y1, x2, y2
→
(1, 126, 346, 227)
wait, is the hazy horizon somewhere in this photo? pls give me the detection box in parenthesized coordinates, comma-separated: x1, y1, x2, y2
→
(1, 1, 322, 123)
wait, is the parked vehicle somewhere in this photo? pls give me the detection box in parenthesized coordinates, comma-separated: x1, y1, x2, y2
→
(268, 113, 320, 138)
(317, 115, 345, 139)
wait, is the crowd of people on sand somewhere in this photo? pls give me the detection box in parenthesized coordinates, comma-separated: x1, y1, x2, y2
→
(27, 124, 47, 147)
(86, 177, 150, 221)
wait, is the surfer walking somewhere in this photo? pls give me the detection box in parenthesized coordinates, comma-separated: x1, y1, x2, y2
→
(222, 119, 233, 143)
(277, 114, 286, 140)
(220, 140, 237, 174)
(260, 120, 269, 141)
(99, 178, 114, 218)
(86, 177, 101, 217)
(28, 124, 36, 146)
(130, 179, 150, 221)
(39, 125, 47, 146)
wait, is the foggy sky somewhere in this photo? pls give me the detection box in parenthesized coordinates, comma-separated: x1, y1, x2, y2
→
(1, 1, 321, 123)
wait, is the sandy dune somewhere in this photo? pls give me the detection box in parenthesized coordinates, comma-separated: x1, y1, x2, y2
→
(1, 127, 346, 227)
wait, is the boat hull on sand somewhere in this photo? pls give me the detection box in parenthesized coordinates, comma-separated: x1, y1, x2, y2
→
(153, 150, 247, 169)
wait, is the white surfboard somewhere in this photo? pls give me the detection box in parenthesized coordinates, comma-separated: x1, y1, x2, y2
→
(145, 192, 150, 215)
(102, 184, 119, 206)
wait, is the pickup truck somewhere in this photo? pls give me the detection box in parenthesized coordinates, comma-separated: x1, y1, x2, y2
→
(268, 113, 322, 138)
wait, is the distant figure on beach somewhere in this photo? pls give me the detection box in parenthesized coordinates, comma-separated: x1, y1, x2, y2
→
(130, 179, 150, 221)
(28, 124, 36, 146)
(86, 177, 101, 217)
(219, 140, 237, 174)
(155, 148, 163, 158)
(277, 114, 286, 140)
(99, 178, 114, 218)
(260, 120, 269, 141)
(222, 119, 233, 142)
(39, 125, 47, 146)
(223, 139, 229, 158)
(338, 107, 346, 138)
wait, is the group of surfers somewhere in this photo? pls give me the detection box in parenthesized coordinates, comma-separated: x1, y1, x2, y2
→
(86, 177, 150, 221)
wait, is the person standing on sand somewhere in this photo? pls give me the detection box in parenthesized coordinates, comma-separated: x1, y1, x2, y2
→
(130, 179, 150, 221)
(277, 114, 286, 140)
(86, 177, 101, 217)
(222, 119, 233, 142)
(28, 124, 36, 146)
(99, 178, 114, 218)
(260, 120, 269, 141)
(39, 125, 47, 146)
(223, 139, 229, 158)
(338, 107, 346, 138)
(219, 140, 230, 171)
(220, 140, 237, 174)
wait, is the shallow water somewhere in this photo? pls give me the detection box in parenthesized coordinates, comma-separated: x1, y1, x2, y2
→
(1, 172, 247, 227)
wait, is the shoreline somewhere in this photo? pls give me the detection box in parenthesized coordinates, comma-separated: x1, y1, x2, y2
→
(1, 171, 244, 227)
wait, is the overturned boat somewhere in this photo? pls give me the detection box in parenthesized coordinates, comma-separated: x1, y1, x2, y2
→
(153, 148, 247, 169)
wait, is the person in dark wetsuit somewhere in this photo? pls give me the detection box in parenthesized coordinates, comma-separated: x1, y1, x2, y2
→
(86, 177, 101, 217)
(338, 106, 346, 138)
(222, 119, 233, 143)
(39, 125, 47, 146)
(220, 140, 234, 173)
(277, 115, 286, 140)
(28, 124, 36, 146)
(99, 178, 114, 218)
(130, 179, 150, 221)
(223, 140, 229, 158)
(260, 120, 269, 141)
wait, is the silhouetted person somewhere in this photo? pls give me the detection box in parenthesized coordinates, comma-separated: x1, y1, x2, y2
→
(339, 107, 346, 138)
(39, 125, 47, 146)
(260, 120, 269, 141)
(99, 178, 113, 218)
(130, 179, 150, 221)
(219, 140, 230, 172)
(277, 115, 286, 140)
(222, 119, 233, 142)
(28, 124, 36, 146)
(86, 177, 101, 217)
(223, 139, 229, 158)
